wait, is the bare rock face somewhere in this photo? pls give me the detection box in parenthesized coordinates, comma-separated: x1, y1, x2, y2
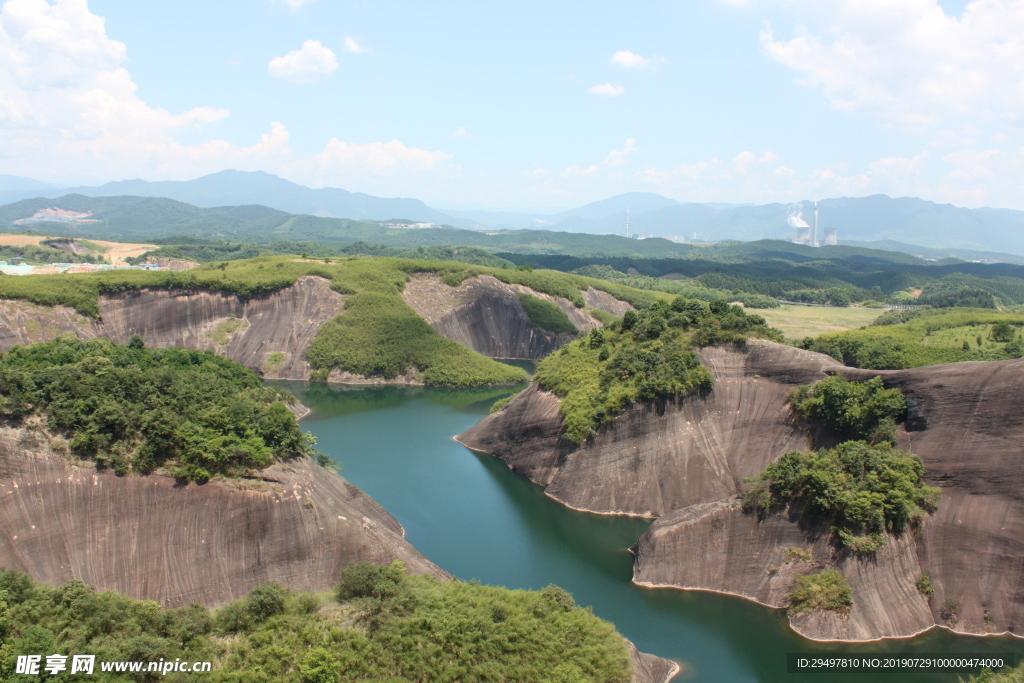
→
(403, 275, 621, 360)
(457, 342, 824, 517)
(0, 442, 446, 607)
(458, 340, 1024, 640)
(627, 640, 680, 683)
(0, 276, 342, 380)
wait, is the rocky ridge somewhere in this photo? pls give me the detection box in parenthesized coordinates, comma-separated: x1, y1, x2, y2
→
(403, 274, 631, 360)
(0, 276, 341, 380)
(457, 340, 1024, 641)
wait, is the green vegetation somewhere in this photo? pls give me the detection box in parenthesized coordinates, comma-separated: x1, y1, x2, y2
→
(211, 317, 248, 345)
(802, 308, 1024, 369)
(263, 352, 286, 374)
(942, 596, 961, 626)
(968, 666, 1024, 682)
(518, 294, 578, 335)
(916, 571, 934, 596)
(784, 547, 812, 563)
(757, 304, 883, 341)
(569, 264, 781, 308)
(0, 336, 315, 482)
(489, 392, 518, 413)
(0, 240, 104, 265)
(129, 240, 515, 269)
(743, 441, 941, 553)
(0, 255, 673, 387)
(788, 569, 853, 615)
(0, 565, 633, 683)
(503, 243, 1024, 310)
(306, 291, 528, 387)
(788, 375, 907, 444)
(587, 308, 620, 326)
(746, 378, 938, 554)
(535, 296, 780, 443)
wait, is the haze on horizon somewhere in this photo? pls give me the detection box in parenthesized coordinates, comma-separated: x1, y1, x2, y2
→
(0, 0, 1020, 211)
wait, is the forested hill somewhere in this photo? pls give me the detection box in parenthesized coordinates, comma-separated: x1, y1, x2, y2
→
(3, 193, 1020, 264)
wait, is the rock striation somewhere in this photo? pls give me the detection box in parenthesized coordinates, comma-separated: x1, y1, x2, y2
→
(403, 275, 628, 360)
(0, 439, 446, 607)
(458, 340, 1024, 641)
(0, 275, 342, 380)
(0, 435, 677, 681)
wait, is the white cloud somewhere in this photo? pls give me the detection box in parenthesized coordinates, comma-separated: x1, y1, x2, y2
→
(0, 1, 450, 190)
(759, 1, 1024, 129)
(610, 50, 665, 68)
(293, 139, 452, 185)
(267, 40, 338, 83)
(564, 138, 636, 177)
(270, 0, 316, 9)
(343, 35, 370, 54)
(453, 126, 471, 139)
(588, 83, 625, 97)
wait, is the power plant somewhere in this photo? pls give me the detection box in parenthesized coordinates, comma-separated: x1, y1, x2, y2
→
(789, 201, 836, 247)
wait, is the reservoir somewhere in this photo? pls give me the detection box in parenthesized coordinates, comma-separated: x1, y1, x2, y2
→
(277, 380, 1024, 683)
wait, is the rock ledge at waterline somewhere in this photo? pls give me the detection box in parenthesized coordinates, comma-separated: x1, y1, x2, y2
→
(458, 340, 1024, 641)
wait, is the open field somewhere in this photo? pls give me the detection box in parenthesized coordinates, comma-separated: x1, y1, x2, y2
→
(89, 239, 155, 264)
(759, 304, 884, 340)
(0, 234, 154, 265)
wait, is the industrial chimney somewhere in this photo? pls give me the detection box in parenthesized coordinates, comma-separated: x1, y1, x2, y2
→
(812, 201, 819, 247)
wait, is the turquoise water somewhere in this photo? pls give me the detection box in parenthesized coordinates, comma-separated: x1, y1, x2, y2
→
(277, 381, 1024, 683)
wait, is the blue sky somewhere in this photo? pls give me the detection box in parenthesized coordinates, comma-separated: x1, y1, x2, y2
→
(0, 0, 1020, 209)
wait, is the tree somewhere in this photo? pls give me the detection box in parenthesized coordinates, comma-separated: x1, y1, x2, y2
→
(246, 583, 286, 623)
(992, 321, 1015, 343)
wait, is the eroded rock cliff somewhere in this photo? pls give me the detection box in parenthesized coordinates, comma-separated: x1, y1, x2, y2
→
(0, 439, 445, 607)
(0, 275, 341, 380)
(403, 275, 628, 360)
(458, 340, 1024, 641)
(0, 435, 676, 681)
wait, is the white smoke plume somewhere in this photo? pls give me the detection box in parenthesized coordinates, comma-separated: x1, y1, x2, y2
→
(787, 205, 810, 228)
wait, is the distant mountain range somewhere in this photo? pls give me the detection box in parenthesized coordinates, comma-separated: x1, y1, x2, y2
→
(2, 170, 1024, 256)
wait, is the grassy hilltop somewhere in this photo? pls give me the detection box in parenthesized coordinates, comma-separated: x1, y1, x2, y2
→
(802, 308, 1024, 369)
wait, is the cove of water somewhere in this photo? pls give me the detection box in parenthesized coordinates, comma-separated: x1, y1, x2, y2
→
(275, 381, 1024, 683)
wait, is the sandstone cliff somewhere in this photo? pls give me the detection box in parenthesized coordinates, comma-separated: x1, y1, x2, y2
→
(0, 275, 341, 380)
(0, 435, 676, 682)
(0, 439, 445, 607)
(458, 340, 1024, 641)
(403, 275, 630, 360)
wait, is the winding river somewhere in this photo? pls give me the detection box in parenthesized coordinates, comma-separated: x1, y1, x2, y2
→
(274, 379, 1024, 683)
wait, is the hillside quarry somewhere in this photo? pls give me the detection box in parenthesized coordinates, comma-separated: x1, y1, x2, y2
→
(458, 340, 1024, 641)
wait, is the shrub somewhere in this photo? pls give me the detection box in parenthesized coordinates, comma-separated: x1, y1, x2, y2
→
(941, 596, 960, 626)
(917, 571, 934, 596)
(535, 296, 778, 443)
(743, 441, 941, 551)
(247, 583, 287, 623)
(788, 375, 906, 444)
(788, 569, 852, 614)
(2, 569, 633, 683)
(784, 547, 812, 563)
(490, 393, 517, 413)
(518, 294, 578, 335)
(0, 336, 315, 481)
